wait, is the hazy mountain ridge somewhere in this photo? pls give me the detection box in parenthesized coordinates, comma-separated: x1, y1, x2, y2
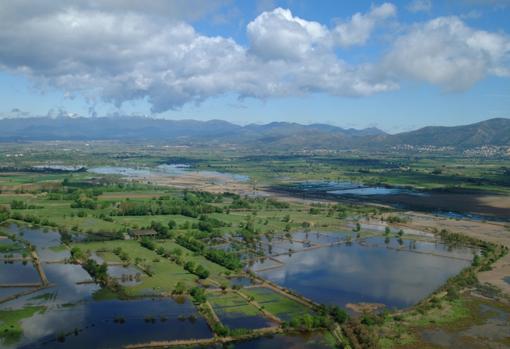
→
(382, 118, 510, 147)
(0, 116, 508, 149)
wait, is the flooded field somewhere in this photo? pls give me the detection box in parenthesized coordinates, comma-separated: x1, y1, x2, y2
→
(0, 262, 40, 284)
(187, 332, 334, 349)
(253, 236, 474, 309)
(17, 298, 212, 349)
(107, 265, 142, 286)
(272, 181, 510, 220)
(4, 224, 68, 262)
(221, 332, 334, 349)
(1, 221, 496, 348)
(208, 292, 275, 330)
(293, 180, 421, 196)
(88, 164, 249, 184)
(420, 302, 510, 348)
(0, 224, 213, 348)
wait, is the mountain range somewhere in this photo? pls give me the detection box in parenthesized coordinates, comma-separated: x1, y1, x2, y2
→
(0, 116, 509, 150)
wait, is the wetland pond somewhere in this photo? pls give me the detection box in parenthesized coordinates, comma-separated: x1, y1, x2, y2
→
(272, 180, 510, 221)
(0, 223, 479, 348)
(88, 164, 249, 184)
(252, 234, 475, 309)
(0, 224, 212, 349)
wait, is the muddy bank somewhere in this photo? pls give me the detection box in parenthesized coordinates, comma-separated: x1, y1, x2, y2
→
(268, 185, 510, 221)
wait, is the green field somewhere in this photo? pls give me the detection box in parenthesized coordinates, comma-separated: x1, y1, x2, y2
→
(0, 142, 508, 348)
(0, 306, 45, 345)
(208, 292, 262, 317)
(72, 240, 198, 295)
(242, 287, 312, 321)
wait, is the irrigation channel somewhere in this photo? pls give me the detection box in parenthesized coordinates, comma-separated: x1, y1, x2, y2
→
(0, 223, 477, 348)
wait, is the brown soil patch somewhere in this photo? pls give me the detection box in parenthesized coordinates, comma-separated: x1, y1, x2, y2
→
(346, 302, 385, 314)
(477, 195, 510, 209)
(478, 254, 510, 295)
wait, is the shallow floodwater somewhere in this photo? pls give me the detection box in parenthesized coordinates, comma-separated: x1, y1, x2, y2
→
(17, 299, 212, 349)
(1, 224, 213, 349)
(229, 277, 255, 287)
(4, 224, 69, 262)
(254, 237, 473, 309)
(107, 265, 142, 286)
(278, 181, 510, 221)
(88, 164, 249, 183)
(420, 303, 510, 348)
(0, 287, 33, 299)
(196, 332, 332, 349)
(215, 311, 274, 330)
(233, 334, 333, 349)
(0, 262, 40, 284)
(294, 180, 420, 196)
(292, 231, 355, 244)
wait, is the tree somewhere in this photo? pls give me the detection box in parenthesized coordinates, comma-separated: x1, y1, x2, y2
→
(184, 261, 196, 273)
(194, 265, 210, 279)
(173, 281, 186, 295)
(0, 206, 11, 223)
(329, 306, 348, 324)
(10, 200, 27, 209)
(472, 254, 481, 267)
(190, 287, 206, 304)
(83, 259, 108, 285)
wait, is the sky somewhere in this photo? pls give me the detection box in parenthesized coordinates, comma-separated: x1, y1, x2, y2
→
(0, 0, 509, 133)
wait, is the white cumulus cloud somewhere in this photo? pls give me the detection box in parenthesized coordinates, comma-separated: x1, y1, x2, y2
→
(407, 0, 432, 13)
(247, 8, 330, 61)
(333, 3, 397, 47)
(0, 3, 399, 112)
(0, 2, 508, 113)
(384, 16, 510, 90)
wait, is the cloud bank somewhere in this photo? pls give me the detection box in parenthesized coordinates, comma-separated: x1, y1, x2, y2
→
(0, 1, 508, 112)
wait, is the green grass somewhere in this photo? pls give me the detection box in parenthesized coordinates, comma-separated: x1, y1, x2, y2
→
(92, 288, 121, 301)
(156, 240, 230, 283)
(0, 306, 45, 345)
(0, 240, 25, 253)
(242, 287, 311, 321)
(376, 298, 479, 349)
(112, 215, 196, 229)
(96, 250, 122, 263)
(72, 240, 198, 296)
(208, 292, 261, 317)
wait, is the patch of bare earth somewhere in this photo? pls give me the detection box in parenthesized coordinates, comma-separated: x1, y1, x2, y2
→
(478, 254, 510, 295)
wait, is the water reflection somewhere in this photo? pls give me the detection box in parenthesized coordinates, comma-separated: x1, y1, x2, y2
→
(0, 263, 40, 284)
(1, 224, 213, 348)
(255, 238, 472, 309)
(88, 164, 249, 183)
(293, 180, 420, 196)
(18, 299, 212, 349)
(4, 224, 69, 262)
(107, 265, 142, 286)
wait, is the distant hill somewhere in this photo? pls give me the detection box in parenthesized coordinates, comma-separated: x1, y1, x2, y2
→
(382, 118, 510, 147)
(0, 116, 385, 146)
(0, 116, 508, 150)
(0, 117, 241, 141)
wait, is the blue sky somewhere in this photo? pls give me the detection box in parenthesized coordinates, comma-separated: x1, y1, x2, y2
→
(0, 0, 509, 132)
